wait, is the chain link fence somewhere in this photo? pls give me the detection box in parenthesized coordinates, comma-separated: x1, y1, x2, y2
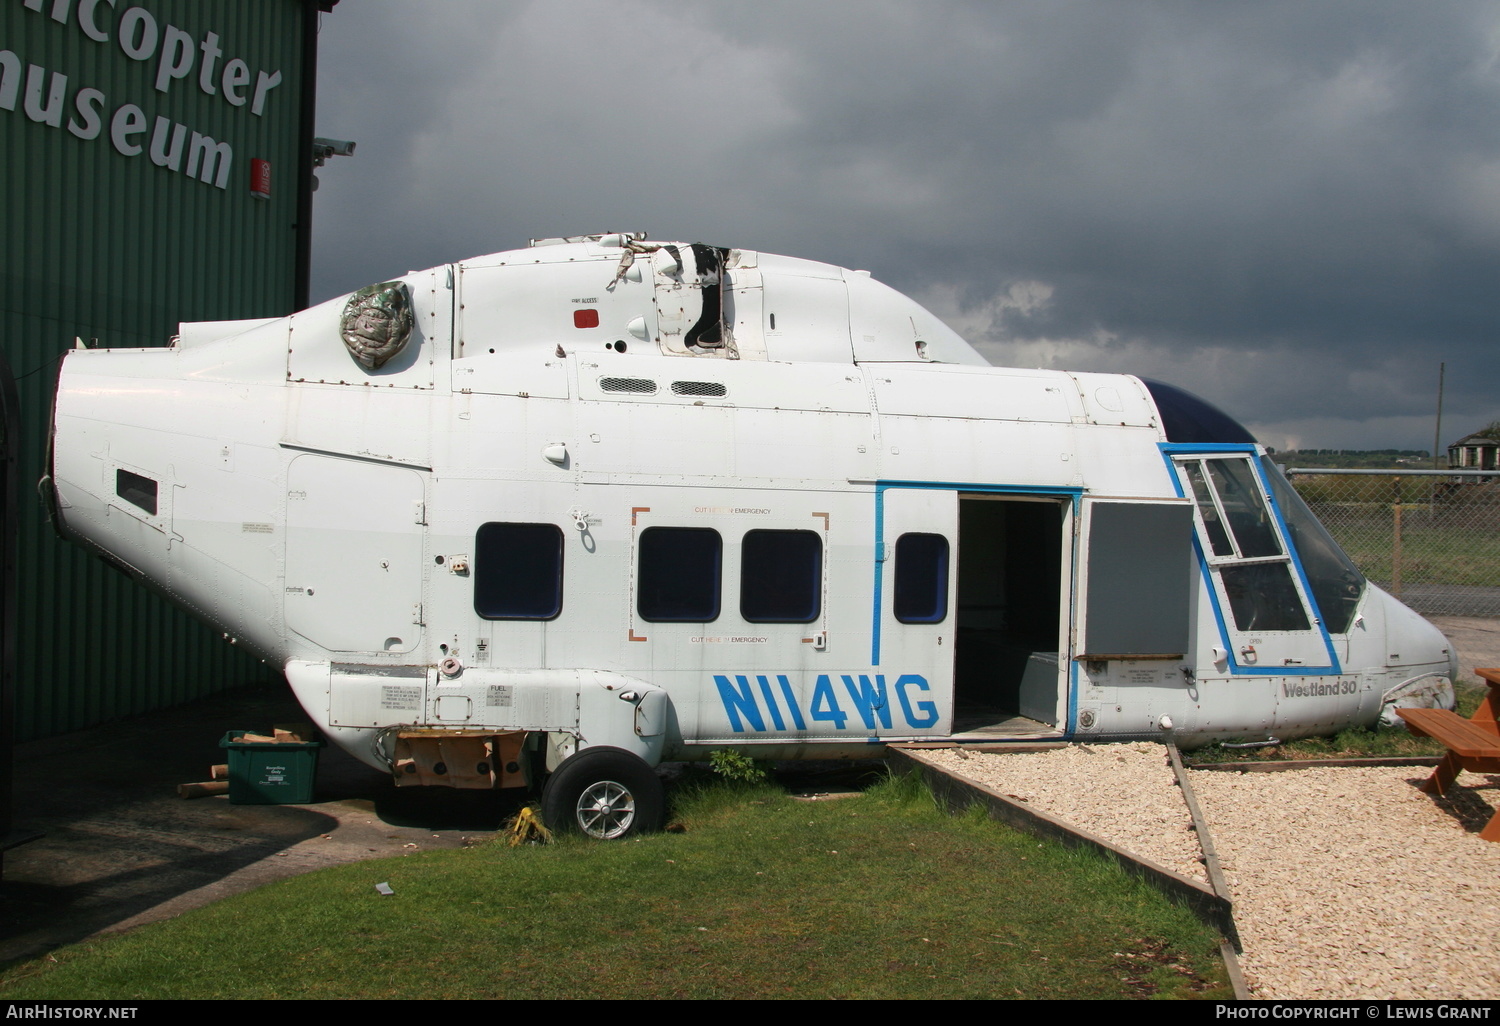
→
(1284, 468, 1500, 618)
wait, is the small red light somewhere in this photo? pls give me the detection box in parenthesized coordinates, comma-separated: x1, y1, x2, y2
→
(574, 309, 599, 329)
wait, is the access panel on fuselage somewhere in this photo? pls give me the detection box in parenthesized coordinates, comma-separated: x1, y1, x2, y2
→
(284, 455, 426, 654)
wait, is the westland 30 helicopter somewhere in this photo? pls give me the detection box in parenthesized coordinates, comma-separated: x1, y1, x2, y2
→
(47, 232, 1456, 837)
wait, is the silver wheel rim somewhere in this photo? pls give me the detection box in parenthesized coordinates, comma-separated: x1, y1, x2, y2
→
(576, 780, 636, 839)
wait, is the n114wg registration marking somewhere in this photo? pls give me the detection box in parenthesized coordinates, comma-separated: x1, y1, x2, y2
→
(713, 673, 940, 732)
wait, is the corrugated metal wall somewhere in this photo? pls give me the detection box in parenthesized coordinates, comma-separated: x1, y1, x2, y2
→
(2, 0, 311, 739)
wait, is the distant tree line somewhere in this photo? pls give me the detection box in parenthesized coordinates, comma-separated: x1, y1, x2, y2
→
(1277, 449, 1432, 470)
(1285, 449, 1430, 457)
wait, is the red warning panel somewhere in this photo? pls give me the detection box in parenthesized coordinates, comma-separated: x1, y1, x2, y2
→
(250, 159, 271, 199)
(573, 308, 600, 329)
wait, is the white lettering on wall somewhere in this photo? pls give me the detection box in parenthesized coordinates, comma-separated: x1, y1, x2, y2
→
(7, 1, 291, 191)
(250, 69, 281, 116)
(117, 7, 157, 61)
(0, 50, 20, 111)
(23, 64, 66, 126)
(22, 0, 69, 23)
(148, 115, 185, 169)
(67, 85, 104, 139)
(221, 58, 249, 106)
(110, 102, 145, 155)
(64, 2, 285, 116)
(197, 31, 221, 95)
(153, 24, 195, 92)
(77, 0, 117, 43)
(185, 131, 231, 188)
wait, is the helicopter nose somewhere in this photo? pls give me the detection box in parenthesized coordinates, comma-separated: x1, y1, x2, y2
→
(1377, 589, 1453, 668)
(48, 348, 179, 572)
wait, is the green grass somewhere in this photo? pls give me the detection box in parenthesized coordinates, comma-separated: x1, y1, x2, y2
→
(1291, 475, 1500, 589)
(1293, 475, 1439, 505)
(0, 774, 1230, 1000)
(1185, 680, 1487, 764)
(1334, 525, 1500, 589)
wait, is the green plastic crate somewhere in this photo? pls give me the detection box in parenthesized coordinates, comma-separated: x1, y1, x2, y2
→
(219, 730, 323, 805)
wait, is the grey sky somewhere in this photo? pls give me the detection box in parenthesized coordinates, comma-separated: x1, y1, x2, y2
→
(309, 1, 1500, 452)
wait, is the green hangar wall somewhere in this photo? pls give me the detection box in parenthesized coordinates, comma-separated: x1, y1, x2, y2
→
(2, 0, 330, 739)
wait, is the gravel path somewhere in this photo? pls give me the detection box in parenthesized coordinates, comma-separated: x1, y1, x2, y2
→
(1191, 766, 1500, 1000)
(920, 743, 1207, 882)
(915, 745, 1500, 1000)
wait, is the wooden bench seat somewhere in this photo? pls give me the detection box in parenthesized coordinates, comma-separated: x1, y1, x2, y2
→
(1397, 708, 1500, 763)
(1398, 672, 1500, 841)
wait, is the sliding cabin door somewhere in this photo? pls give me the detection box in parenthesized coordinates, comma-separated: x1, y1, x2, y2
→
(875, 488, 957, 733)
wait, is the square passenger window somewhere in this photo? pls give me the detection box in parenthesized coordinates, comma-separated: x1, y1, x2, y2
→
(638, 527, 721, 622)
(741, 530, 821, 623)
(473, 522, 564, 619)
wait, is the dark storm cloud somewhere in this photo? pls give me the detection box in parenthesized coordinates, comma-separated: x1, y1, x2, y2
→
(310, 1, 1500, 450)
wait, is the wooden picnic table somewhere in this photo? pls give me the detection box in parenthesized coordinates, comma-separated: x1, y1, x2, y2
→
(1397, 667, 1500, 841)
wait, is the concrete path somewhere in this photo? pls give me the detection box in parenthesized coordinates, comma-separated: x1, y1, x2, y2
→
(1400, 586, 1500, 619)
(0, 682, 521, 964)
(1429, 615, 1500, 687)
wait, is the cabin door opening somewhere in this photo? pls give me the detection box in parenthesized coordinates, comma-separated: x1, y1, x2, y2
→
(953, 495, 1067, 734)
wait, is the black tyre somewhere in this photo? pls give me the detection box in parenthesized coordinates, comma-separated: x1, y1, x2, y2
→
(540, 747, 664, 839)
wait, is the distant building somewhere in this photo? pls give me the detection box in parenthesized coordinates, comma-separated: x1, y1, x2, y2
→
(1448, 432, 1500, 472)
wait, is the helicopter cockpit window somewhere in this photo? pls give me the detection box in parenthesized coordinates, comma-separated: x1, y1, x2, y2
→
(1177, 456, 1309, 633)
(1218, 563, 1308, 632)
(1207, 459, 1281, 558)
(1183, 463, 1232, 556)
(473, 522, 564, 620)
(1260, 457, 1365, 634)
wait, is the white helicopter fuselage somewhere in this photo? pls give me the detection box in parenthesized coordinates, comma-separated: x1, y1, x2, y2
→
(49, 235, 1455, 796)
